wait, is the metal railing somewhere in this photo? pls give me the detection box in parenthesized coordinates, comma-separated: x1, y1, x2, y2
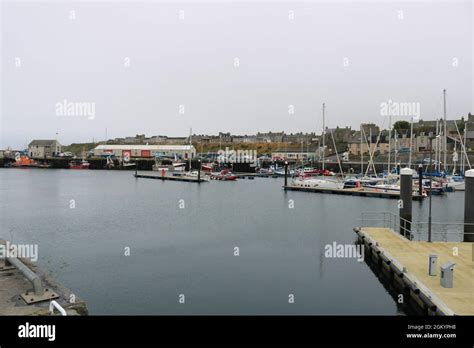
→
(49, 300, 67, 316)
(359, 211, 474, 242)
(5, 256, 44, 296)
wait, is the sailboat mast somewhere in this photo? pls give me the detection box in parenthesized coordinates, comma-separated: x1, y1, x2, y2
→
(368, 126, 374, 175)
(394, 129, 397, 168)
(443, 89, 447, 173)
(360, 124, 363, 174)
(189, 128, 192, 170)
(388, 114, 392, 175)
(322, 103, 325, 171)
(435, 119, 439, 172)
(463, 123, 467, 174)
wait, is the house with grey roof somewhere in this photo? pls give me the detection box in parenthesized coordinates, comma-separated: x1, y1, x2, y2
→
(28, 140, 62, 158)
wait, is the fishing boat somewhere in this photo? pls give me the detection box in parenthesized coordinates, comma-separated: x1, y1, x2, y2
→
(69, 160, 90, 169)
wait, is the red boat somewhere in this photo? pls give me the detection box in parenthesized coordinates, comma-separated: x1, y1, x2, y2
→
(210, 169, 237, 181)
(201, 163, 214, 172)
(69, 160, 90, 169)
(296, 168, 335, 176)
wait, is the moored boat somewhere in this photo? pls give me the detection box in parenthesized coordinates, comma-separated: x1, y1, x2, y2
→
(210, 169, 237, 181)
(291, 177, 344, 190)
(69, 160, 90, 169)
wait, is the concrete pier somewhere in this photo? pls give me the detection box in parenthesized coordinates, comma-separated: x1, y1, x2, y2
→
(354, 227, 473, 315)
(134, 171, 209, 182)
(0, 240, 88, 315)
(283, 185, 425, 200)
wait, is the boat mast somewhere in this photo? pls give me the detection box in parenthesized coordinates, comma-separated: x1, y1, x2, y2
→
(360, 124, 363, 175)
(463, 123, 467, 174)
(435, 119, 439, 172)
(369, 126, 372, 172)
(322, 103, 325, 171)
(387, 113, 392, 175)
(189, 128, 192, 171)
(393, 129, 397, 170)
(443, 89, 447, 173)
(453, 139, 456, 175)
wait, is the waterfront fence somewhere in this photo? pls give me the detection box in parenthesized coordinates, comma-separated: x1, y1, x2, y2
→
(358, 211, 474, 242)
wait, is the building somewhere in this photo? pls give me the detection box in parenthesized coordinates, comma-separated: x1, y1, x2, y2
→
(271, 152, 317, 161)
(347, 132, 389, 156)
(232, 135, 257, 143)
(28, 140, 62, 158)
(209, 132, 232, 144)
(256, 132, 285, 143)
(93, 144, 196, 159)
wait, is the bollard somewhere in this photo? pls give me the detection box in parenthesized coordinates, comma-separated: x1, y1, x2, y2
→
(161, 168, 165, 177)
(440, 261, 455, 288)
(198, 160, 201, 182)
(284, 161, 288, 188)
(464, 169, 474, 242)
(428, 254, 438, 276)
(399, 168, 413, 238)
(418, 164, 423, 197)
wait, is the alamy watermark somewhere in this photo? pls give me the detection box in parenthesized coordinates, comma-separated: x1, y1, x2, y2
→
(324, 242, 364, 262)
(0, 242, 38, 262)
(380, 99, 420, 121)
(55, 99, 95, 120)
(217, 147, 257, 164)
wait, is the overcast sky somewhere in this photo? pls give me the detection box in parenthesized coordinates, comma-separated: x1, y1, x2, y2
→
(1, 0, 472, 148)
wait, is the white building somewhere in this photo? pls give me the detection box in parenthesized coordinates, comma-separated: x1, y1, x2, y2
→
(28, 140, 62, 158)
(93, 144, 196, 159)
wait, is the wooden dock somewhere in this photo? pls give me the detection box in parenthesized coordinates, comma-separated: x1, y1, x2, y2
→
(134, 172, 208, 183)
(354, 227, 473, 315)
(284, 185, 425, 200)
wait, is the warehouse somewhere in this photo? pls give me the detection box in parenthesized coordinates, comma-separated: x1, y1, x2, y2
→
(93, 145, 196, 159)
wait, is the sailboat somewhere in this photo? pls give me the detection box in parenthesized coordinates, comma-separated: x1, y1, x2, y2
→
(291, 104, 344, 189)
(292, 176, 344, 189)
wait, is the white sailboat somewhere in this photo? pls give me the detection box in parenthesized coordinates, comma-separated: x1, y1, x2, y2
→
(292, 177, 344, 189)
(291, 103, 344, 190)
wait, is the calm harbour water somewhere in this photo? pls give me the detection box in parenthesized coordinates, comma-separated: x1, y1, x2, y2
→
(0, 169, 465, 315)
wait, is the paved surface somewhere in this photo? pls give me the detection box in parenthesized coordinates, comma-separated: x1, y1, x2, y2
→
(0, 240, 88, 316)
(360, 228, 473, 315)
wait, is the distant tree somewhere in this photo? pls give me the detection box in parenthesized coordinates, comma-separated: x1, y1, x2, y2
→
(393, 120, 410, 133)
